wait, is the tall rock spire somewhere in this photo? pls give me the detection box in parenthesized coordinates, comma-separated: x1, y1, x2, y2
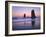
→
(31, 10, 36, 19)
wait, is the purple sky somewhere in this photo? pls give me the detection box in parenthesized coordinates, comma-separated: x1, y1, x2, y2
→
(12, 6, 40, 17)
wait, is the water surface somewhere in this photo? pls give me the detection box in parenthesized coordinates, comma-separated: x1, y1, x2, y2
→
(12, 17, 40, 30)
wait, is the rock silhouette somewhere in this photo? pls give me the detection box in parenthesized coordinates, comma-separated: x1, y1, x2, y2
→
(31, 10, 36, 19)
(23, 10, 36, 18)
(24, 13, 26, 18)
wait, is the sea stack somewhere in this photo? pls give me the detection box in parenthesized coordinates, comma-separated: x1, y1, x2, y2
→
(24, 13, 26, 18)
(31, 10, 36, 19)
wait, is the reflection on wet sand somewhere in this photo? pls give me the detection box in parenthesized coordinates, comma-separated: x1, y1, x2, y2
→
(12, 17, 40, 30)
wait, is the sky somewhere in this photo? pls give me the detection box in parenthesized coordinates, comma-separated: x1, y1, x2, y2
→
(12, 6, 40, 17)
